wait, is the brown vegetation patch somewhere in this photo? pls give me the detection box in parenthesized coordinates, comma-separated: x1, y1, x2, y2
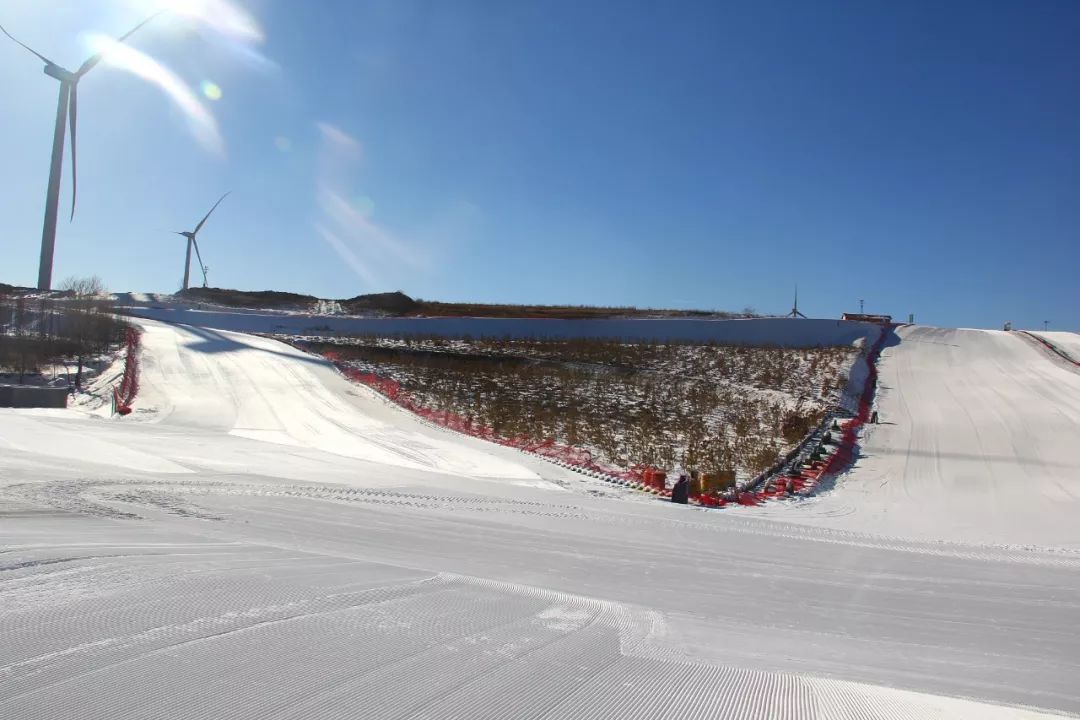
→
(297, 335, 854, 482)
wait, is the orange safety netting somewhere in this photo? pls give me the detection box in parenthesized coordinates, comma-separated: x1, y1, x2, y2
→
(113, 327, 140, 416)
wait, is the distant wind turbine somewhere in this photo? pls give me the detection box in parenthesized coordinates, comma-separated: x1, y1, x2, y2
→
(0, 13, 161, 291)
(786, 285, 807, 318)
(176, 192, 230, 291)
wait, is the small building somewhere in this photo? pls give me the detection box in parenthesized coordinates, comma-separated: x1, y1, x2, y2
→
(841, 312, 892, 324)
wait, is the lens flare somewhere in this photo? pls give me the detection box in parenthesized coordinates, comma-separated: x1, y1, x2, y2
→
(317, 122, 360, 152)
(200, 80, 223, 100)
(353, 195, 375, 218)
(315, 223, 378, 288)
(86, 33, 223, 155)
(314, 121, 427, 288)
(274, 136, 292, 152)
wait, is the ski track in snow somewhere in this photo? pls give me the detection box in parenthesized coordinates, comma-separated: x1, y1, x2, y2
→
(0, 544, 1072, 720)
(2, 317, 1079, 719)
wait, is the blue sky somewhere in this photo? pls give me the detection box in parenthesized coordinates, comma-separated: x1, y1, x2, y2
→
(1, 0, 1077, 330)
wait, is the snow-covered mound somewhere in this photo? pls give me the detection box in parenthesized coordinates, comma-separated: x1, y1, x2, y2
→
(131, 320, 548, 482)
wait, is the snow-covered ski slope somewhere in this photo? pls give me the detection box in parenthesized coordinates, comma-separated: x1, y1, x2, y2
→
(1030, 330, 1080, 364)
(766, 325, 1080, 547)
(133, 321, 544, 481)
(3, 318, 1080, 719)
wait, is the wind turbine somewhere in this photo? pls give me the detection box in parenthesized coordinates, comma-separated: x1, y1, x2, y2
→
(176, 192, 230, 291)
(786, 285, 807, 318)
(1, 13, 160, 291)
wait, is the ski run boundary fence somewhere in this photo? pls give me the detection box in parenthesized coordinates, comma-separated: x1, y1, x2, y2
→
(113, 327, 140, 416)
(309, 329, 890, 509)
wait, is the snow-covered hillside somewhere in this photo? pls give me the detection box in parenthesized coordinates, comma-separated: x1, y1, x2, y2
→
(2, 318, 1079, 719)
(759, 325, 1080, 547)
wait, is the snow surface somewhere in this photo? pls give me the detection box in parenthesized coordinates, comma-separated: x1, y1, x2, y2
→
(1031, 331, 1080, 364)
(766, 325, 1080, 548)
(2, 318, 1079, 719)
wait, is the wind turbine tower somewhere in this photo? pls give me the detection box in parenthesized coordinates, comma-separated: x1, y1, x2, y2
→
(1, 14, 160, 291)
(786, 285, 807, 318)
(175, 192, 230, 291)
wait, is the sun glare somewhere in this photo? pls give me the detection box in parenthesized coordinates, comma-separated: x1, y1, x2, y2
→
(125, 0, 263, 42)
(86, 33, 224, 155)
(117, 0, 273, 69)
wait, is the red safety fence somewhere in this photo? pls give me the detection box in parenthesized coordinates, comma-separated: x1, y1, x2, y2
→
(113, 327, 140, 416)
(317, 329, 892, 509)
(318, 348, 674, 498)
(758, 327, 891, 500)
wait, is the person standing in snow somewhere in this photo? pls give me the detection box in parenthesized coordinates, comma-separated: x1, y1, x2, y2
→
(671, 473, 690, 504)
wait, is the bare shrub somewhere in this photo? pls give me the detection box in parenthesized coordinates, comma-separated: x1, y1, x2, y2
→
(302, 335, 856, 480)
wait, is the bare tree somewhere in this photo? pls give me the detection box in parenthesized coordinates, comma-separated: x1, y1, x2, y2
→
(57, 275, 121, 388)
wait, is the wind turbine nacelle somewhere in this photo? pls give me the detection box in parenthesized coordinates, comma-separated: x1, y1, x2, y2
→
(44, 64, 74, 82)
